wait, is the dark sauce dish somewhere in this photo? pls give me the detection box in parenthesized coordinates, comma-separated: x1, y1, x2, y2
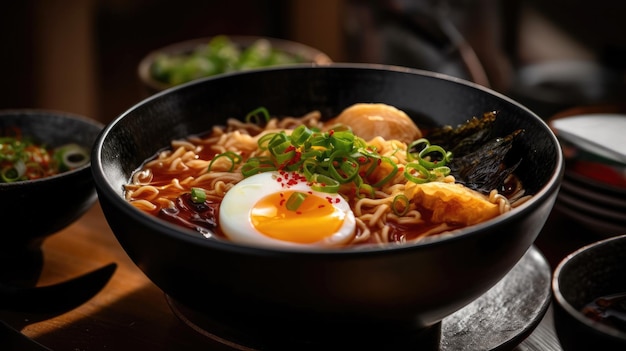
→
(92, 64, 563, 348)
(552, 234, 626, 351)
(0, 109, 103, 285)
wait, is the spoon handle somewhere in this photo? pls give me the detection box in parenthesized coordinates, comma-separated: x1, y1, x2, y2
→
(0, 320, 53, 351)
(0, 263, 117, 313)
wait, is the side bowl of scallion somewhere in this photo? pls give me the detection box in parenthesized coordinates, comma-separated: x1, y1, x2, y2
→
(137, 35, 333, 95)
(0, 109, 103, 286)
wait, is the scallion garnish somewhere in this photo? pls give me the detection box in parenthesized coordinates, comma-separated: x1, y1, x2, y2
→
(205, 109, 455, 196)
(392, 194, 410, 216)
(285, 191, 308, 211)
(240, 156, 277, 177)
(245, 107, 271, 125)
(1, 165, 22, 183)
(1, 128, 89, 182)
(309, 173, 341, 193)
(404, 163, 432, 184)
(208, 151, 242, 172)
(405, 138, 452, 183)
(54, 143, 90, 172)
(372, 157, 399, 187)
(190, 187, 206, 203)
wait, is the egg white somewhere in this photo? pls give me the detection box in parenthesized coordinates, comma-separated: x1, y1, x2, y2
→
(218, 171, 356, 248)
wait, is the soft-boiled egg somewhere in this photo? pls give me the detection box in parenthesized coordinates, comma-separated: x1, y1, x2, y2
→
(218, 171, 356, 248)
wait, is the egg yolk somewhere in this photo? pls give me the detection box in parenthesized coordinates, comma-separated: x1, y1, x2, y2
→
(250, 190, 346, 243)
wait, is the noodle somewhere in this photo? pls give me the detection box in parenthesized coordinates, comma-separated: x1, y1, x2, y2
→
(125, 108, 523, 246)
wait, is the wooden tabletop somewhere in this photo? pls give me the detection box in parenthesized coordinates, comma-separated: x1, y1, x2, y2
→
(0, 201, 598, 350)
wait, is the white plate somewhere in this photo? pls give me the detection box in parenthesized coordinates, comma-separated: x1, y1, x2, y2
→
(551, 113, 626, 164)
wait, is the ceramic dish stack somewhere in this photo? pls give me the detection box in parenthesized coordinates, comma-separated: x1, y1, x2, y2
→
(549, 111, 626, 237)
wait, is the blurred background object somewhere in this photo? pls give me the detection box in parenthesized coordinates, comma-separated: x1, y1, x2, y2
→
(1, 0, 626, 122)
(343, 0, 626, 118)
(137, 35, 332, 94)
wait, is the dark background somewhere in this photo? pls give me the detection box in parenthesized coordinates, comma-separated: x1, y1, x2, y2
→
(2, 0, 625, 123)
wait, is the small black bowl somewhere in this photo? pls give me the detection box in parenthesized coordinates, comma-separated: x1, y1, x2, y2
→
(0, 109, 103, 285)
(552, 234, 626, 350)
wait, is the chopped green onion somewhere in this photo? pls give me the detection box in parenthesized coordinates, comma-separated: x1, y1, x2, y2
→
(354, 175, 375, 199)
(372, 157, 399, 187)
(309, 173, 341, 193)
(208, 151, 242, 172)
(407, 138, 430, 161)
(392, 194, 410, 216)
(54, 143, 90, 171)
(257, 132, 278, 151)
(329, 130, 354, 152)
(241, 156, 276, 177)
(432, 166, 451, 178)
(271, 140, 296, 165)
(1, 164, 22, 183)
(328, 151, 359, 183)
(285, 191, 308, 211)
(0, 129, 89, 182)
(290, 125, 313, 146)
(190, 187, 206, 203)
(404, 162, 432, 184)
(418, 145, 450, 169)
(245, 107, 270, 125)
(403, 137, 452, 184)
(237, 110, 453, 195)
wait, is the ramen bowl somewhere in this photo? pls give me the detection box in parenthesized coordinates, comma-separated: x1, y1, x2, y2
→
(138, 35, 333, 95)
(92, 64, 563, 348)
(0, 109, 103, 285)
(552, 234, 626, 351)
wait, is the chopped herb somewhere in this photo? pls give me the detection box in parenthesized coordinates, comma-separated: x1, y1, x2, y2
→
(190, 187, 207, 203)
(285, 191, 308, 211)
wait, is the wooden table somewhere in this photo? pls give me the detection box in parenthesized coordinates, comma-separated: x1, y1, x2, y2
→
(1, 201, 598, 350)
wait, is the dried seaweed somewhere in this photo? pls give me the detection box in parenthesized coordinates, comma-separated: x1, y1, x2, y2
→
(449, 129, 524, 194)
(427, 111, 497, 155)
(427, 111, 525, 194)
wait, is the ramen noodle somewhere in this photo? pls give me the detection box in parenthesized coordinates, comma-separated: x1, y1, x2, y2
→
(124, 104, 529, 248)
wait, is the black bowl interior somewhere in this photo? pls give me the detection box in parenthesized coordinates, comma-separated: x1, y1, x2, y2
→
(92, 64, 564, 341)
(555, 236, 626, 310)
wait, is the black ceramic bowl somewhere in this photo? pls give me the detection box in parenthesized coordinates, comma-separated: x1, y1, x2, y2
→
(0, 109, 103, 284)
(552, 234, 626, 351)
(92, 64, 563, 348)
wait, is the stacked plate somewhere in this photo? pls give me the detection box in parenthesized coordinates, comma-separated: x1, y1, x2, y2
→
(549, 112, 626, 237)
(557, 170, 626, 237)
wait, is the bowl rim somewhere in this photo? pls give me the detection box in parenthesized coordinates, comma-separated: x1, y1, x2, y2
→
(137, 35, 334, 92)
(0, 108, 104, 188)
(94, 63, 565, 255)
(552, 233, 626, 340)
